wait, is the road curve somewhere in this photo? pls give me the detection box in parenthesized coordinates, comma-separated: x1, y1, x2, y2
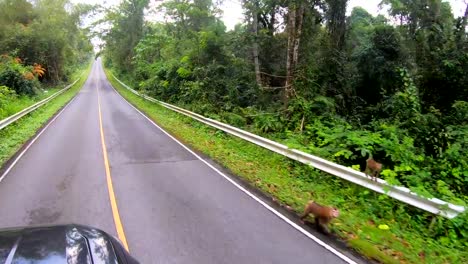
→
(0, 61, 356, 263)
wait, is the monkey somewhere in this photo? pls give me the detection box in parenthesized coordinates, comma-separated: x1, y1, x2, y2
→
(364, 158, 382, 182)
(300, 201, 339, 234)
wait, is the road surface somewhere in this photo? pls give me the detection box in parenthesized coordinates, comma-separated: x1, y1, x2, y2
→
(0, 61, 357, 263)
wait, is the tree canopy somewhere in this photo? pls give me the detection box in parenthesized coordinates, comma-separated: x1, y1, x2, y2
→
(0, 0, 93, 87)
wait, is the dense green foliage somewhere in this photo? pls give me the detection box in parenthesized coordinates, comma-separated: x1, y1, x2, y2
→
(103, 0, 467, 262)
(0, 0, 93, 86)
(103, 0, 150, 74)
(0, 0, 93, 120)
(0, 56, 40, 96)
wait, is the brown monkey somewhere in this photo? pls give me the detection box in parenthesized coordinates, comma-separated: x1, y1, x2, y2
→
(365, 158, 382, 182)
(300, 201, 339, 234)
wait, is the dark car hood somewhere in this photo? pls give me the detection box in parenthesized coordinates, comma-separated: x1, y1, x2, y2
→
(0, 224, 119, 264)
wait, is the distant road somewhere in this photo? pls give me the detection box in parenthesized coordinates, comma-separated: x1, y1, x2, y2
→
(0, 60, 357, 264)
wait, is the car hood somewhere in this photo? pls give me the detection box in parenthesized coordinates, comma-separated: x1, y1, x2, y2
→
(0, 224, 119, 264)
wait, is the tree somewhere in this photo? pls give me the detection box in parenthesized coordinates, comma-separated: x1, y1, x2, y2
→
(380, 0, 467, 111)
(284, 1, 305, 106)
(243, 0, 262, 87)
(103, 0, 149, 73)
(321, 0, 349, 111)
(0, 0, 93, 83)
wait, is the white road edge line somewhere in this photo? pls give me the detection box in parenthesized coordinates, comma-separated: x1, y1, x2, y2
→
(107, 80, 358, 264)
(0, 92, 80, 183)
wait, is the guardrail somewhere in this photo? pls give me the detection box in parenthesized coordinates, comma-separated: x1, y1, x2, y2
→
(0, 78, 80, 130)
(112, 74, 465, 219)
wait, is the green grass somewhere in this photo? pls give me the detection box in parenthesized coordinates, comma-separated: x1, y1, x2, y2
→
(105, 68, 468, 264)
(0, 63, 92, 168)
(0, 87, 62, 120)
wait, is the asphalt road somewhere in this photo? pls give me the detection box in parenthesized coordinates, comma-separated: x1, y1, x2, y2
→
(0, 61, 357, 264)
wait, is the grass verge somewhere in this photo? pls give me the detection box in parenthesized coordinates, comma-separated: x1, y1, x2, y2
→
(0, 87, 62, 120)
(0, 62, 92, 168)
(105, 68, 467, 264)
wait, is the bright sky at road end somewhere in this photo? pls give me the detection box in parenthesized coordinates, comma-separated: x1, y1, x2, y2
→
(71, 0, 467, 31)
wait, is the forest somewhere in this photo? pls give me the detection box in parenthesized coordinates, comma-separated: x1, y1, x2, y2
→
(103, 0, 467, 262)
(104, 0, 468, 200)
(0, 0, 93, 119)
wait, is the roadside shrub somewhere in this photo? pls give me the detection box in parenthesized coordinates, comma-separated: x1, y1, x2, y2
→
(447, 101, 468, 125)
(0, 85, 17, 117)
(218, 112, 246, 128)
(0, 55, 39, 95)
(0, 85, 17, 104)
(253, 113, 284, 133)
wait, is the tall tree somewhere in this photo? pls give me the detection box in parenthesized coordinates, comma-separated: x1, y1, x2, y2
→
(242, 0, 263, 87)
(103, 0, 149, 73)
(382, 0, 467, 111)
(284, 1, 305, 105)
(322, 0, 348, 109)
(326, 0, 347, 51)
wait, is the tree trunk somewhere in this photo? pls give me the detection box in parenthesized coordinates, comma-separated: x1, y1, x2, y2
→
(269, 8, 276, 35)
(284, 5, 296, 106)
(325, 0, 347, 100)
(252, 5, 262, 87)
(284, 3, 305, 107)
(327, 0, 347, 51)
(292, 4, 305, 68)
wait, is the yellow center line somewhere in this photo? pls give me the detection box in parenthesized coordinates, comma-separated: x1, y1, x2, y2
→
(97, 84, 130, 251)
